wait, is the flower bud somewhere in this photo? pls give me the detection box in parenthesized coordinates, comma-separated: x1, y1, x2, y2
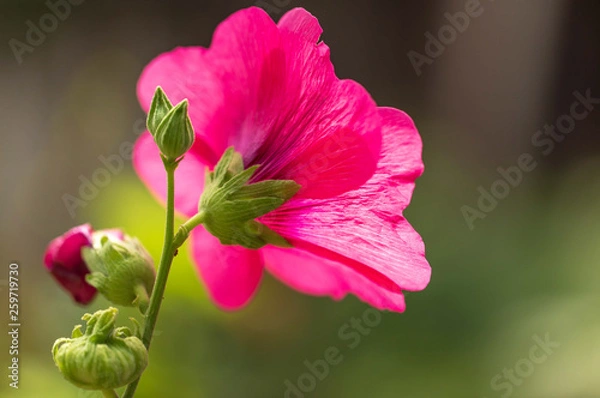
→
(147, 87, 195, 161)
(147, 86, 173, 134)
(199, 147, 300, 249)
(52, 307, 148, 390)
(44, 225, 123, 305)
(83, 232, 155, 313)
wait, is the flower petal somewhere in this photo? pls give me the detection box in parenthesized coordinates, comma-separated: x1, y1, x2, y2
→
(137, 47, 226, 155)
(263, 107, 430, 292)
(132, 132, 216, 217)
(263, 246, 406, 312)
(277, 7, 323, 43)
(44, 224, 96, 304)
(136, 7, 381, 200)
(246, 8, 382, 198)
(190, 227, 264, 310)
(275, 127, 379, 200)
(44, 224, 93, 271)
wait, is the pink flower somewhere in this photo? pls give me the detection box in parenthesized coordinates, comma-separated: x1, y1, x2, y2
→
(133, 7, 430, 312)
(44, 224, 97, 304)
(44, 224, 124, 304)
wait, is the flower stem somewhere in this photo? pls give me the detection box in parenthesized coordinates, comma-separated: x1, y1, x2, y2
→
(122, 160, 178, 398)
(122, 157, 207, 398)
(142, 160, 178, 348)
(172, 210, 206, 249)
(102, 390, 119, 398)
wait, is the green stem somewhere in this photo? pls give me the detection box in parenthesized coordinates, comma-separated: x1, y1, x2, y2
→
(122, 160, 178, 398)
(122, 159, 207, 398)
(102, 390, 119, 398)
(172, 210, 206, 249)
(143, 160, 177, 349)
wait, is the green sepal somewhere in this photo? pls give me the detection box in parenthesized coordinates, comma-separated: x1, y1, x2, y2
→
(219, 197, 285, 223)
(229, 179, 300, 201)
(82, 234, 155, 314)
(71, 325, 84, 339)
(199, 147, 301, 249)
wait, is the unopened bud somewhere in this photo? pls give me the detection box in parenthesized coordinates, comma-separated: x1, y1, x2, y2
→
(147, 87, 194, 161)
(83, 232, 155, 313)
(52, 307, 148, 390)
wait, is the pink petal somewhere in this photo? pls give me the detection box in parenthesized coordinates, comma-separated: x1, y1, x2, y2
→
(137, 47, 225, 155)
(263, 246, 406, 312)
(190, 228, 264, 310)
(136, 9, 279, 157)
(45, 224, 93, 271)
(276, 127, 378, 199)
(277, 7, 323, 43)
(132, 132, 216, 217)
(136, 7, 381, 200)
(137, 47, 208, 112)
(263, 108, 430, 292)
(49, 266, 97, 305)
(43, 224, 97, 305)
(247, 8, 382, 197)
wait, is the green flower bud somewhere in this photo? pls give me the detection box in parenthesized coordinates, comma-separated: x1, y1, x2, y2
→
(147, 87, 195, 161)
(52, 307, 148, 390)
(83, 233, 155, 313)
(147, 86, 173, 134)
(199, 147, 301, 249)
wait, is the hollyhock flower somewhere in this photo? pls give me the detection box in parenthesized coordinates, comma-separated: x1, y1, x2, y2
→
(44, 225, 125, 304)
(44, 224, 97, 304)
(133, 7, 430, 312)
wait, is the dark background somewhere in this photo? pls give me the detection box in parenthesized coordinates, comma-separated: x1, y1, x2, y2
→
(1, 1, 600, 397)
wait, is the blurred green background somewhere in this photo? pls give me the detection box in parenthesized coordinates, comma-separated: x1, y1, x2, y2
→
(1, 1, 600, 397)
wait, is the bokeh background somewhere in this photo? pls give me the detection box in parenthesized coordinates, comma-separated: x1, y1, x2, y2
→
(2, 1, 600, 397)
